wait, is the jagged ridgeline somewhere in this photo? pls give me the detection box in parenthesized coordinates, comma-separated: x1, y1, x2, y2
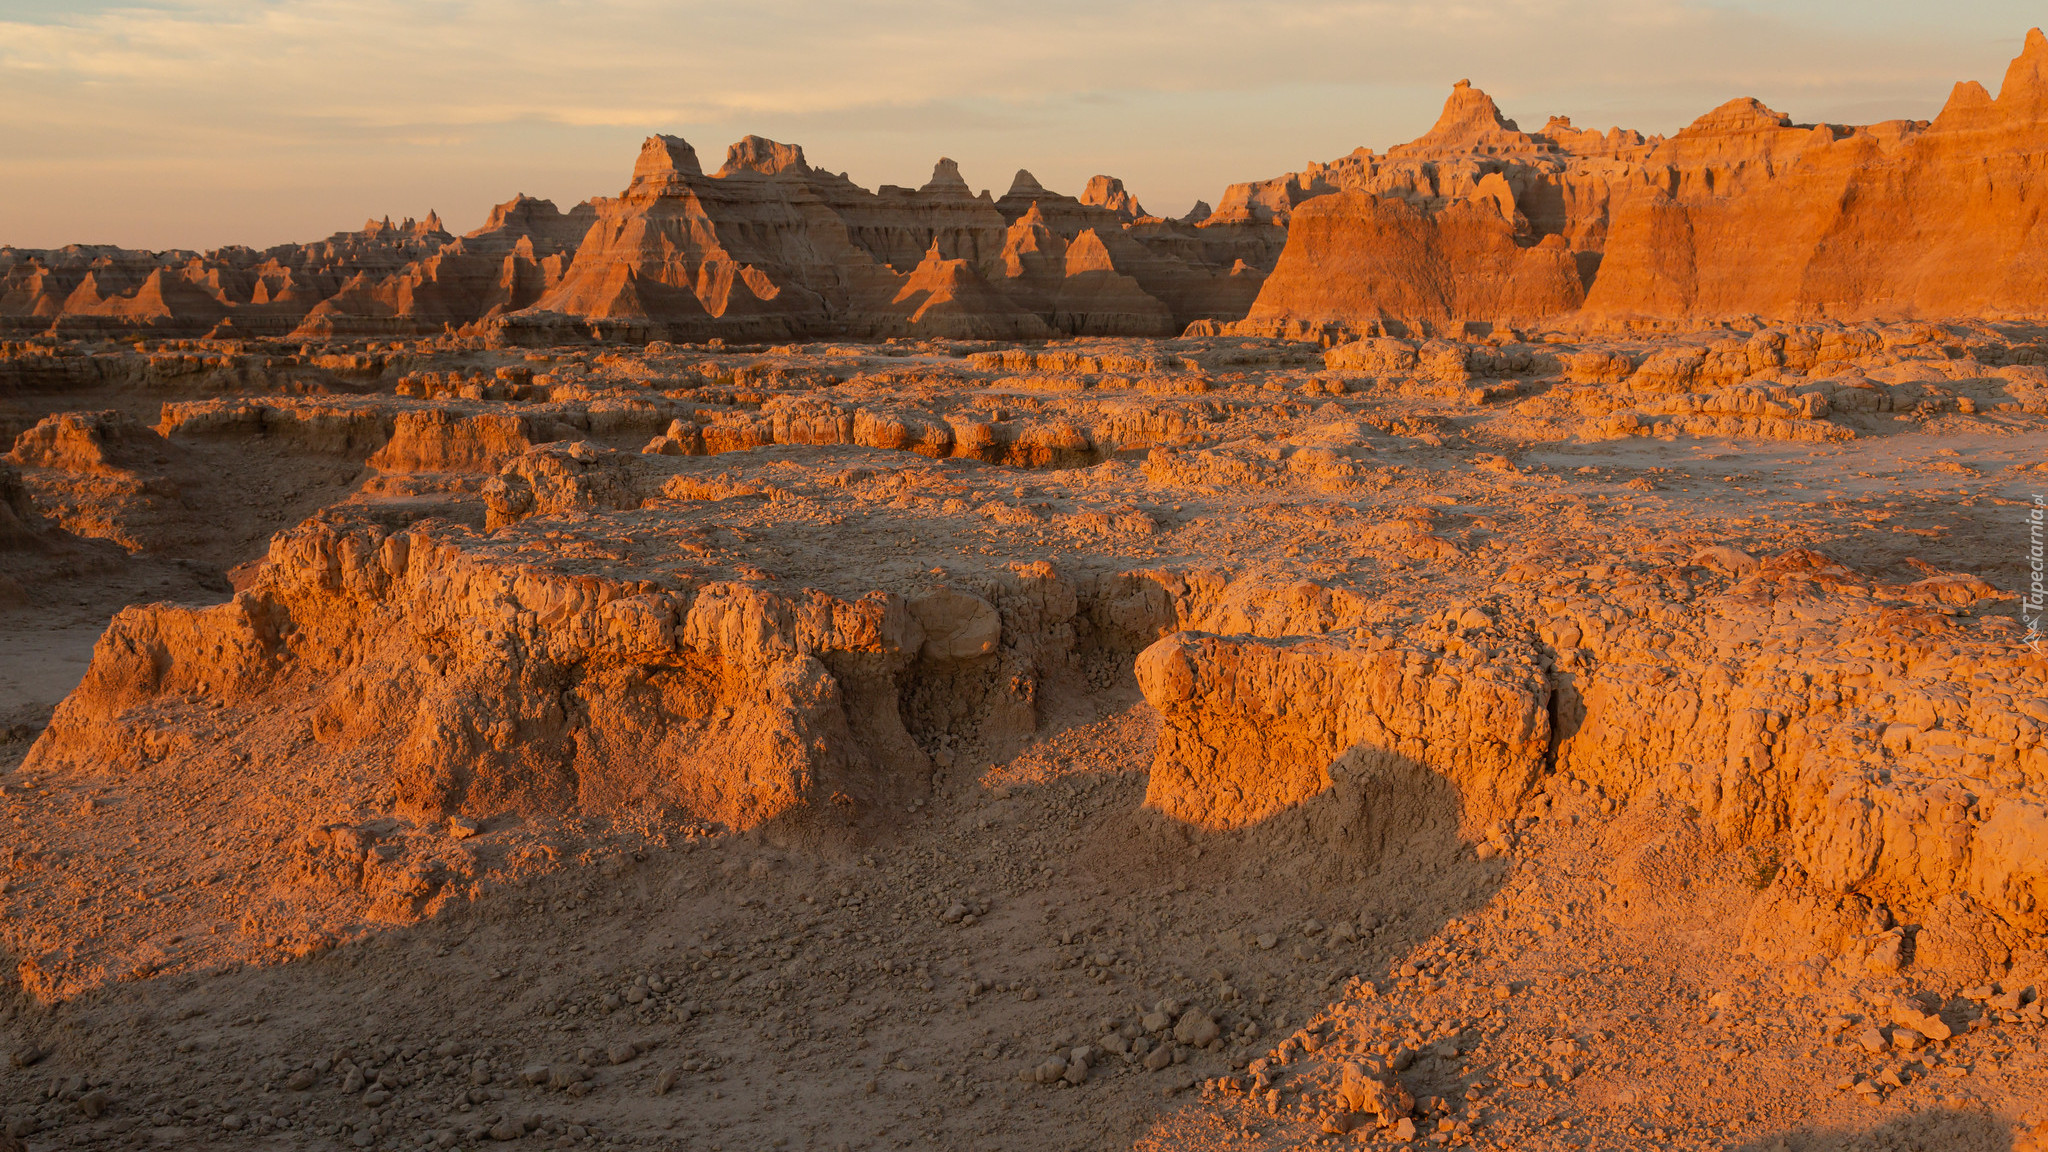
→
(6, 29, 2048, 343)
(0, 136, 1278, 344)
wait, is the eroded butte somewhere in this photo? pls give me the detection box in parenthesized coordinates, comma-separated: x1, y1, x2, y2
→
(3, 28, 2048, 1152)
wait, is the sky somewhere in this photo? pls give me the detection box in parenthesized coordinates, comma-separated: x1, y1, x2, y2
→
(0, 1, 2040, 251)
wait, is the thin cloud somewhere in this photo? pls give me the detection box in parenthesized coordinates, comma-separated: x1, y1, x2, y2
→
(1, 0, 2039, 247)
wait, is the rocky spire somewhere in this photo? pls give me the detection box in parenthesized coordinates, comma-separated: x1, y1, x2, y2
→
(1080, 175, 1145, 220)
(1387, 79, 1545, 157)
(627, 135, 703, 198)
(922, 158, 971, 194)
(1005, 169, 1048, 199)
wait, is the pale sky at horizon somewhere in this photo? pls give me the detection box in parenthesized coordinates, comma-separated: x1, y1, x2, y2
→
(0, 1, 2040, 251)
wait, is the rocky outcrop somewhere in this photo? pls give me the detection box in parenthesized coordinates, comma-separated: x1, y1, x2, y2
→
(1, 206, 582, 340)
(5, 411, 184, 551)
(1244, 192, 1582, 334)
(1581, 34, 2048, 323)
(5, 136, 1276, 342)
(13, 34, 2048, 345)
(1235, 28, 2048, 336)
(499, 141, 1260, 342)
(24, 514, 937, 830)
(1136, 628, 1550, 833)
(1130, 556, 2048, 944)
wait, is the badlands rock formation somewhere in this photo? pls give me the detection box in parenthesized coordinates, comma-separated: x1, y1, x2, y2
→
(0, 306, 2044, 1151)
(12, 30, 2047, 350)
(2, 26, 2048, 1152)
(1231, 30, 2048, 336)
(1, 139, 1274, 346)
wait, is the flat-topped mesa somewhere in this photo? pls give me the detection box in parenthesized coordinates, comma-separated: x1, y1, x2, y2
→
(1386, 79, 1552, 158)
(626, 134, 705, 199)
(717, 135, 811, 178)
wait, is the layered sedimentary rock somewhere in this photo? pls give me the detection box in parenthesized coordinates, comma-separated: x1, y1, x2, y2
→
(32, 325, 2044, 943)
(1135, 626, 1550, 834)
(2, 137, 1275, 343)
(1247, 192, 1583, 334)
(498, 138, 1268, 342)
(36, 428, 2042, 944)
(0, 208, 587, 342)
(1235, 29, 2048, 337)
(9, 29, 2046, 349)
(5, 320, 2047, 1150)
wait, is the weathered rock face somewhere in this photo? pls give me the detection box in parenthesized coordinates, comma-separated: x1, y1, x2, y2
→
(1130, 556, 2048, 939)
(1135, 628, 1550, 833)
(1244, 192, 1583, 334)
(25, 514, 935, 830)
(1583, 34, 2048, 324)
(11, 33, 2048, 347)
(1542, 560, 2048, 933)
(4, 410, 184, 551)
(503, 142, 1269, 342)
(3, 138, 1276, 342)
(1237, 28, 2048, 336)
(5, 319, 2047, 1146)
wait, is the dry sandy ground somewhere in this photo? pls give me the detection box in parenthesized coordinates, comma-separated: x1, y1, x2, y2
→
(1, 329, 2046, 1152)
